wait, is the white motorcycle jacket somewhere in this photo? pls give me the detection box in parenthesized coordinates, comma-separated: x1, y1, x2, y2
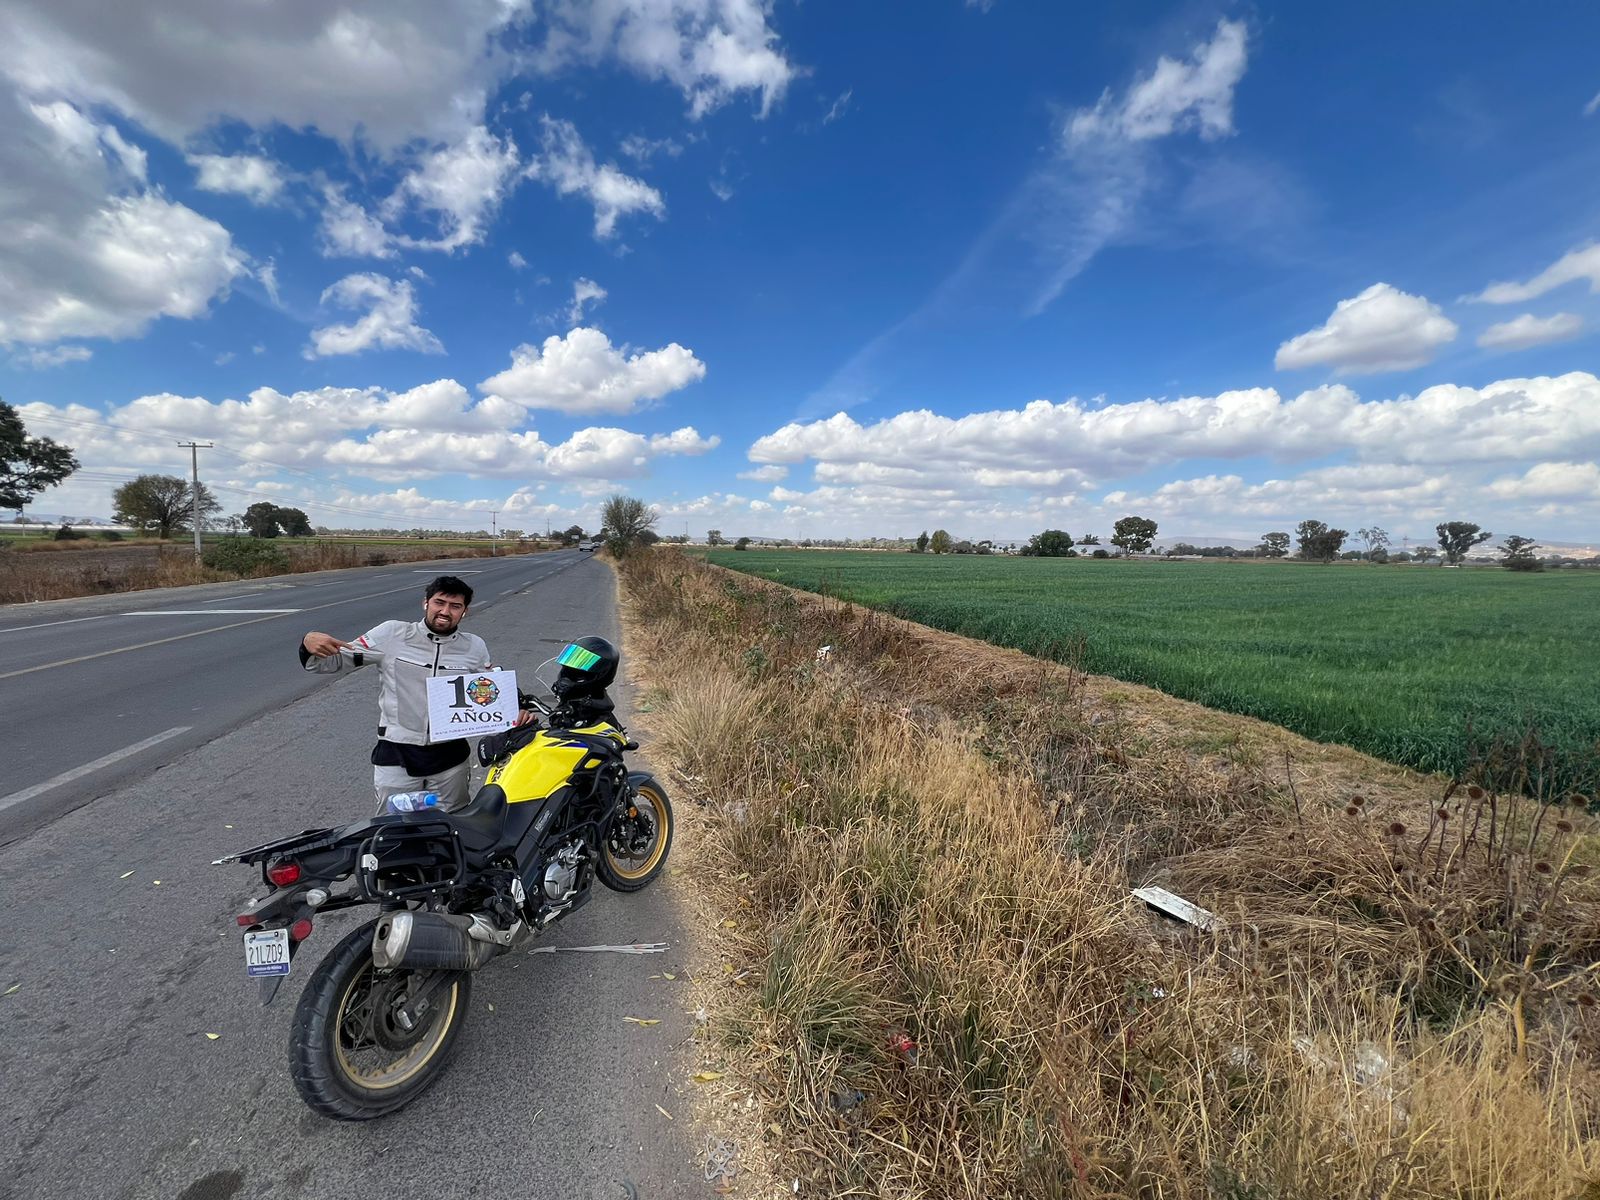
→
(299, 620, 493, 746)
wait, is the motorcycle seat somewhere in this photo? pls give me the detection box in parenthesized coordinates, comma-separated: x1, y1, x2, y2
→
(448, 783, 508, 853)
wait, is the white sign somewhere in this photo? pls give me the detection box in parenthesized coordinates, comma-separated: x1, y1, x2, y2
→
(426, 668, 518, 738)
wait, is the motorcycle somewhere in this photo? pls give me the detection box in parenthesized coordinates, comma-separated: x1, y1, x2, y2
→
(216, 636, 673, 1120)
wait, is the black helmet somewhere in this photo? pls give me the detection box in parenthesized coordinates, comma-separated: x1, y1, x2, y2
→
(552, 636, 619, 699)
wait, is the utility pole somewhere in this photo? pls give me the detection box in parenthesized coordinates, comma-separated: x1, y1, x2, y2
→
(490, 509, 498, 557)
(177, 441, 213, 562)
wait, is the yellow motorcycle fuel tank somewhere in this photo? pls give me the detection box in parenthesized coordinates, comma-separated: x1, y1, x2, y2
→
(485, 723, 627, 803)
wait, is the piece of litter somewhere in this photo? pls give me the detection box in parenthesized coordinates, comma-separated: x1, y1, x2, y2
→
(721, 919, 738, 929)
(1131, 886, 1218, 932)
(624, 1017, 661, 1026)
(3, 984, 20, 996)
(204, 1033, 220, 1041)
(692, 1071, 725, 1083)
(704, 1134, 739, 1184)
(528, 942, 669, 956)
(224, 824, 233, 830)
(153, 880, 162, 886)
(488, 1003, 495, 1012)
(119, 871, 135, 880)
(655, 1104, 674, 1120)
(662, 972, 676, 980)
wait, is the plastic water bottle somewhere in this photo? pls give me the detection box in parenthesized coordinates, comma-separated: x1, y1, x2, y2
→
(383, 790, 441, 814)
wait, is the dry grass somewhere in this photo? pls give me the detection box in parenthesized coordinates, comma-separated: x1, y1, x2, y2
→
(621, 550, 1600, 1199)
(0, 540, 541, 604)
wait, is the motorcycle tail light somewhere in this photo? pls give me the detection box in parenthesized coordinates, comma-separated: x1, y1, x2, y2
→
(289, 918, 314, 942)
(267, 860, 302, 886)
(235, 913, 257, 927)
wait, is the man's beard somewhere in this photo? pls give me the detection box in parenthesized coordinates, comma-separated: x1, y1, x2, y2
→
(427, 612, 459, 634)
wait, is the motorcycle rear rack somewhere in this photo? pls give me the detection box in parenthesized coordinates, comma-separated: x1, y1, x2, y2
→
(355, 820, 466, 902)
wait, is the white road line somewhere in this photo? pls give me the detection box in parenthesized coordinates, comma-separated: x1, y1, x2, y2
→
(0, 614, 117, 636)
(501, 587, 521, 595)
(200, 591, 264, 603)
(0, 578, 433, 681)
(126, 609, 301, 615)
(0, 726, 192, 814)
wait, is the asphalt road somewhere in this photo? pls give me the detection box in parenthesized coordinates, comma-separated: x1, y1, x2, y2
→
(0, 554, 712, 1200)
(0, 549, 588, 845)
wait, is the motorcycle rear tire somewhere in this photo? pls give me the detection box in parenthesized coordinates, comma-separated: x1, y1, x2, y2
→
(289, 918, 472, 1120)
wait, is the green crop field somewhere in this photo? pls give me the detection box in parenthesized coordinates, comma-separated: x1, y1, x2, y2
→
(710, 549, 1600, 785)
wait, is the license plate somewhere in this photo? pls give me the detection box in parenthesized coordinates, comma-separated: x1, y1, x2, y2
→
(243, 928, 291, 977)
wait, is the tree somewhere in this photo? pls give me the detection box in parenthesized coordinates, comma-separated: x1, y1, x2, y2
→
(1111, 516, 1158, 555)
(1077, 533, 1100, 546)
(275, 506, 313, 537)
(927, 529, 953, 554)
(1259, 531, 1291, 558)
(561, 524, 585, 545)
(113, 474, 219, 538)
(1437, 521, 1491, 565)
(1498, 534, 1543, 572)
(1295, 519, 1348, 563)
(706, 529, 725, 546)
(1412, 546, 1438, 563)
(243, 502, 282, 538)
(222, 513, 244, 537)
(1356, 526, 1391, 561)
(915, 530, 930, 553)
(734, 536, 752, 551)
(1, 399, 79, 512)
(1022, 529, 1073, 557)
(600, 493, 658, 556)
(637, 529, 661, 546)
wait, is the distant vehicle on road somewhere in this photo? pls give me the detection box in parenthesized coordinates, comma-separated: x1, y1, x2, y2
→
(578, 539, 597, 552)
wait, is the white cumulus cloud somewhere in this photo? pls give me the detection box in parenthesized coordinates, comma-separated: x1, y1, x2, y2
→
(188, 152, 285, 203)
(479, 327, 705, 415)
(307, 274, 442, 358)
(385, 125, 521, 252)
(752, 372, 1600, 483)
(0, 96, 245, 345)
(528, 117, 665, 240)
(318, 187, 395, 258)
(534, 0, 797, 119)
(1275, 283, 1458, 374)
(13, 344, 93, 368)
(1473, 243, 1600, 305)
(1476, 312, 1583, 351)
(566, 277, 607, 324)
(0, 1, 526, 149)
(1068, 19, 1248, 145)
(1487, 460, 1600, 501)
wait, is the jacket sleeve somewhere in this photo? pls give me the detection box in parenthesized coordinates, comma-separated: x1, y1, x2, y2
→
(298, 622, 394, 674)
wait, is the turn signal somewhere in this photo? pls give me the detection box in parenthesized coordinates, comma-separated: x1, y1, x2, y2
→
(266, 860, 302, 887)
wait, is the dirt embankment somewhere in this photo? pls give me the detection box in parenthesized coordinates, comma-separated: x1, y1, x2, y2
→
(619, 549, 1600, 1200)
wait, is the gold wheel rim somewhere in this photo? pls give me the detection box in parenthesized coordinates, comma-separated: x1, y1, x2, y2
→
(331, 960, 459, 1091)
(605, 784, 670, 880)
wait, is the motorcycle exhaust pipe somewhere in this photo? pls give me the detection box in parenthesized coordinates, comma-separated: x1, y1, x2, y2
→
(371, 911, 501, 972)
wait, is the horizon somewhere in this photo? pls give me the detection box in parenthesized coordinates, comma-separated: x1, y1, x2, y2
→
(2, 4, 1598, 545)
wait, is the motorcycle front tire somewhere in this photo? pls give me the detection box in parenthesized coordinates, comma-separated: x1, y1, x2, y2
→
(597, 776, 674, 893)
(289, 918, 472, 1120)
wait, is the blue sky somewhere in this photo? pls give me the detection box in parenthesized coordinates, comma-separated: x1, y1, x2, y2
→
(2, 1, 1598, 546)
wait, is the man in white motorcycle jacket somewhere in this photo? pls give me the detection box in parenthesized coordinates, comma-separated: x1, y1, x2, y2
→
(298, 574, 516, 812)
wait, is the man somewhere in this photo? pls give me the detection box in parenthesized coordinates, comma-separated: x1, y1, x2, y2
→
(299, 575, 519, 812)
